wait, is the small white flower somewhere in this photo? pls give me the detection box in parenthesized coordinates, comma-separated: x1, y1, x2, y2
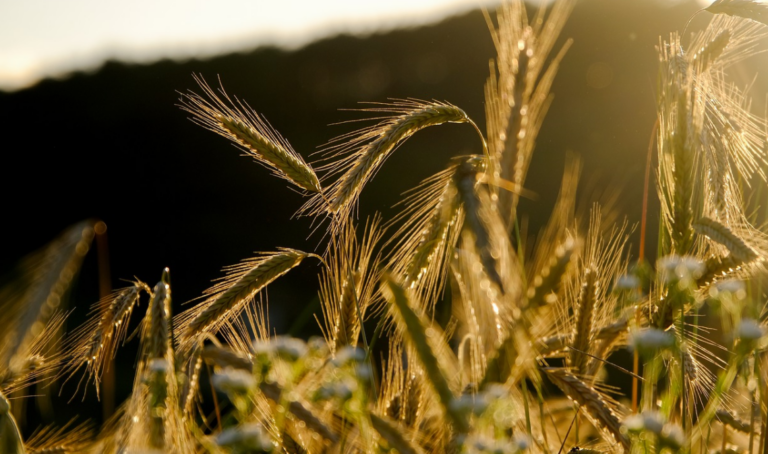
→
(481, 384, 508, 400)
(147, 358, 169, 374)
(629, 328, 675, 353)
(217, 424, 272, 451)
(737, 319, 765, 342)
(623, 411, 664, 435)
(212, 368, 255, 394)
(614, 274, 640, 290)
(714, 279, 745, 294)
(273, 336, 308, 361)
(332, 346, 366, 366)
(661, 424, 684, 449)
(315, 379, 358, 401)
(449, 394, 488, 416)
(252, 339, 275, 356)
(658, 255, 704, 285)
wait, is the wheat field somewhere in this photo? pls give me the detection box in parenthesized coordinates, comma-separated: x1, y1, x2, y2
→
(2, 1, 768, 453)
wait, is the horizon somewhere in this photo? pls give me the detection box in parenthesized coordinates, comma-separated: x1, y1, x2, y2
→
(0, 0, 711, 92)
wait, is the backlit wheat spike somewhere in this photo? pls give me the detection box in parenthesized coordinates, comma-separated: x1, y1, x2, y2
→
(455, 156, 505, 293)
(177, 249, 309, 346)
(485, 0, 574, 228)
(1, 312, 67, 396)
(301, 100, 478, 230)
(693, 30, 731, 72)
(0, 393, 24, 454)
(569, 268, 598, 375)
(697, 254, 742, 285)
(63, 281, 147, 394)
(147, 270, 172, 362)
(694, 217, 759, 262)
(24, 421, 93, 454)
(370, 413, 426, 454)
(179, 341, 202, 418)
(707, 0, 768, 27)
(0, 220, 95, 368)
(380, 273, 469, 434)
(543, 368, 629, 451)
(526, 237, 578, 308)
(180, 75, 321, 192)
(143, 269, 174, 450)
(319, 217, 383, 354)
(385, 157, 468, 313)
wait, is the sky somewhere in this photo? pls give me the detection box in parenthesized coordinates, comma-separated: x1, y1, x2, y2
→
(0, 0, 715, 92)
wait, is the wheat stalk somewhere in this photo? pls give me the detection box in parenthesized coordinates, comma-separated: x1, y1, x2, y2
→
(180, 75, 321, 192)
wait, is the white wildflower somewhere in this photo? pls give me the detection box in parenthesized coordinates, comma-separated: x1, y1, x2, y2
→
(212, 368, 255, 394)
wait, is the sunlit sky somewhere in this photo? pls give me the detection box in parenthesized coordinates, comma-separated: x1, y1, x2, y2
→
(0, 0, 715, 92)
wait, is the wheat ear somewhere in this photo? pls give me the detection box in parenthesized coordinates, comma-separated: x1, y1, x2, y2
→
(1, 220, 95, 367)
(527, 237, 577, 307)
(380, 273, 469, 434)
(455, 156, 505, 293)
(180, 75, 321, 192)
(385, 157, 467, 312)
(302, 100, 479, 229)
(693, 217, 759, 262)
(543, 368, 629, 451)
(370, 413, 426, 454)
(693, 30, 731, 72)
(697, 254, 742, 286)
(570, 268, 598, 374)
(145, 269, 173, 449)
(64, 281, 148, 394)
(180, 341, 202, 418)
(706, 1, 768, 27)
(716, 409, 752, 433)
(178, 249, 309, 344)
(24, 421, 93, 454)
